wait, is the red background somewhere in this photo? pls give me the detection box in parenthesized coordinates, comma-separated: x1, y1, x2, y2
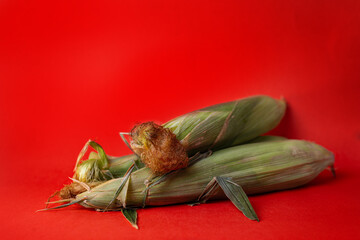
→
(0, 0, 359, 239)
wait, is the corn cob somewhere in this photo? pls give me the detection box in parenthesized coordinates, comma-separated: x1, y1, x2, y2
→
(164, 95, 286, 154)
(74, 140, 334, 210)
(74, 95, 286, 183)
(63, 136, 286, 198)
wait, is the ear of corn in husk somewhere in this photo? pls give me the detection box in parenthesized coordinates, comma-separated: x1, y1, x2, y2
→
(73, 95, 286, 183)
(163, 95, 286, 154)
(62, 135, 286, 199)
(74, 140, 334, 211)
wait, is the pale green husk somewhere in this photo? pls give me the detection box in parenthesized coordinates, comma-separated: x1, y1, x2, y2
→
(164, 95, 286, 154)
(76, 140, 334, 209)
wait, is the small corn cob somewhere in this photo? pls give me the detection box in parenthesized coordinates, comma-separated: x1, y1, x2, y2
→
(74, 95, 286, 183)
(74, 140, 334, 210)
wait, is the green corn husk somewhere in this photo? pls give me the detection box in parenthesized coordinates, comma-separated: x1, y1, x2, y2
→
(75, 140, 334, 210)
(164, 95, 286, 154)
(72, 135, 286, 192)
(75, 95, 286, 183)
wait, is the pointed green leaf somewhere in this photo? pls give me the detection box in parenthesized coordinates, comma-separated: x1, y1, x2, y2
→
(118, 173, 130, 208)
(105, 164, 135, 210)
(89, 141, 108, 169)
(121, 209, 138, 229)
(216, 176, 259, 221)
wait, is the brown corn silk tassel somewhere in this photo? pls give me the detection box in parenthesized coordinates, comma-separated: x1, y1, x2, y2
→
(130, 122, 189, 174)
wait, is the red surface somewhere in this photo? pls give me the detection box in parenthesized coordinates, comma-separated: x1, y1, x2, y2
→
(1, 0, 360, 239)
